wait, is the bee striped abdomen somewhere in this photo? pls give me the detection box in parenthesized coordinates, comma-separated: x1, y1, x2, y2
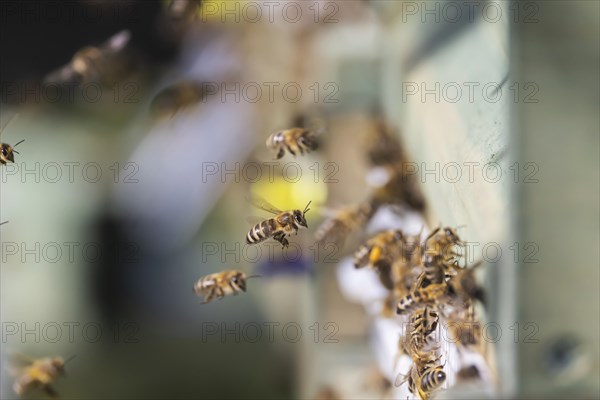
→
(420, 368, 446, 392)
(353, 245, 371, 268)
(246, 220, 274, 244)
(397, 285, 446, 314)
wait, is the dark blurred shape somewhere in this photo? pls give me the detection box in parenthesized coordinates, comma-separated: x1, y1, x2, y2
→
(370, 167, 426, 212)
(365, 119, 406, 168)
(457, 365, 481, 381)
(544, 336, 587, 378)
(157, 0, 203, 46)
(149, 80, 211, 120)
(315, 385, 342, 400)
(255, 258, 312, 277)
(364, 119, 426, 211)
(1, 0, 179, 104)
(402, 2, 482, 74)
(44, 30, 135, 87)
(87, 211, 137, 325)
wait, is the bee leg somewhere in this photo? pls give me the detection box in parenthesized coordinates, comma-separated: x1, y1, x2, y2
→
(218, 287, 226, 299)
(276, 148, 285, 160)
(203, 289, 216, 304)
(285, 145, 296, 156)
(275, 232, 290, 248)
(42, 385, 59, 398)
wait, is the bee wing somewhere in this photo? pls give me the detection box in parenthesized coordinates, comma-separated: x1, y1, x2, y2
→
(6, 352, 34, 375)
(306, 118, 327, 136)
(101, 30, 131, 53)
(43, 63, 80, 85)
(246, 195, 283, 215)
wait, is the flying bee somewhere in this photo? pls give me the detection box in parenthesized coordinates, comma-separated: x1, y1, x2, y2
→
(149, 81, 208, 119)
(44, 30, 132, 86)
(315, 202, 374, 246)
(193, 270, 260, 304)
(10, 354, 76, 398)
(167, 0, 202, 20)
(1, 114, 25, 166)
(266, 127, 319, 160)
(246, 197, 311, 249)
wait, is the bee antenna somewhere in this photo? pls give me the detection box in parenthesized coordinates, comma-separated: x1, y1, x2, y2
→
(303, 200, 312, 214)
(64, 355, 77, 364)
(0, 221, 8, 226)
(13, 139, 25, 147)
(0, 113, 19, 136)
(246, 275, 262, 280)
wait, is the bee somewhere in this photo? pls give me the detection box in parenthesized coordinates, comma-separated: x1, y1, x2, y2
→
(149, 81, 207, 119)
(167, 0, 202, 20)
(369, 164, 425, 212)
(396, 274, 447, 315)
(421, 226, 465, 284)
(1, 114, 24, 166)
(10, 354, 75, 398)
(354, 229, 408, 290)
(193, 270, 260, 304)
(406, 307, 439, 356)
(354, 229, 406, 270)
(447, 260, 485, 306)
(365, 119, 406, 167)
(266, 127, 319, 160)
(315, 202, 374, 246)
(44, 30, 132, 86)
(395, 355, 445, 398)
(246, 197, 311, 248)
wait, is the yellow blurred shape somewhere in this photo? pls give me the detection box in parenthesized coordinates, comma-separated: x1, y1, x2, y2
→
(250, 173, 327, 221)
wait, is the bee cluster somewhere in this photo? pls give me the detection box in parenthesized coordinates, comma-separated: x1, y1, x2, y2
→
(314, 121, 490, 399)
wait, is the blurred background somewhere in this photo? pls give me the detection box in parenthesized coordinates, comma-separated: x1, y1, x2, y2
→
(0, 1, 598, 399)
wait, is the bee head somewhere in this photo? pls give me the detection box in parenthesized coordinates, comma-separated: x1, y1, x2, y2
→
(50, 358, 66, 375)
(1, 143, 14, 163)
(266, 131, 283, 149)
(294, 200, 312, 228)
(393, 229, 404, 241)
(442, 227, 463, 246)
(230, 272, 247, 292)
(293, 210, 308, 228)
